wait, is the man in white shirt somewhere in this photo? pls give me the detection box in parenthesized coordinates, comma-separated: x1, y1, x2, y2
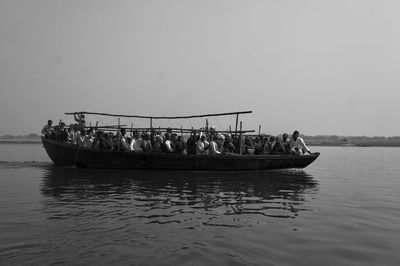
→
(290, 130, 312, 155)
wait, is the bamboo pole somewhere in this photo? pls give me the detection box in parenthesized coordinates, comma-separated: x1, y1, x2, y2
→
(239, 121, 243, 155)
(65, 110, 252, 120)
(234, 114, 239, 138)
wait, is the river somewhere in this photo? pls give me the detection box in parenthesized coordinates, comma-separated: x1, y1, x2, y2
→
(0, 143, 399, 265)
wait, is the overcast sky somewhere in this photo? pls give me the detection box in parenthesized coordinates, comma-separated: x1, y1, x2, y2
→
(0, 0, 399, 136)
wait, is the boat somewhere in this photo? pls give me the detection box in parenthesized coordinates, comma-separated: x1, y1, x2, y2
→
(41, 111, 320, 170)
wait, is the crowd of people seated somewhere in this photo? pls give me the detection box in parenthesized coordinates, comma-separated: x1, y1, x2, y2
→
(42, 119, 313, 156)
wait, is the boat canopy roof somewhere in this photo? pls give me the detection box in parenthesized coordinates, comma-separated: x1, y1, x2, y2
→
(65, 110, 252, 120)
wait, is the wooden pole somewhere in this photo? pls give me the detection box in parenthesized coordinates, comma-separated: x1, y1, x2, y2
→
(117, 118, 120, 151)
(239, 121, 243, 155)
(258, 125, 261, 135)
(150, 118, 153, 131)
(234, 114, 239, 138)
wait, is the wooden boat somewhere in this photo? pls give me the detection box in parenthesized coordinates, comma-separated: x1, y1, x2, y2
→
(42, 137, 319, 170)
(41, 111, 320, 170)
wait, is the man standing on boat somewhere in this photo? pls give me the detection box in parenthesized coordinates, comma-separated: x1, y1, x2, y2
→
(290, 130, 312, 155)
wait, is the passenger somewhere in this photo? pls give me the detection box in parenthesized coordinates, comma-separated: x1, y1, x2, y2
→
(271, 136, 286, 155)
(170, 133, 178, 152)
(263, 136, 276, 154)
(130, 130, 143, 152)
(84, 128, 95, 148)
(57, 122, 68, 143)
(76, 130, 85, 147)
(216, 133, 225, 154)
(106, 132, 115, 149)
(208, 135, 221, 155)
(254, 136, 263, 155)
(41, 120, 53, 138)
(118, 128, 130, 151)
(153, 135, 163, 153)
(196, 134, 209, 155)
(242, 136, 252, 155)
(142, 133, 153, 152)
(175, 136, 187, 154)
(223, 134, 236, 154)
(186, 130, 197, 155)
(209, 126, 217, 139)
(163, 133, 174, 153)
(74, 113, 86, 130)
(290, 130, 312, 155)
(282, 133, 291, 154)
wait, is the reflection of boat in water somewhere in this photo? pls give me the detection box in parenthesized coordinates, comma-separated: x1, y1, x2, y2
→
(42, 110, 319, 170)
(40, 165, 318, 221)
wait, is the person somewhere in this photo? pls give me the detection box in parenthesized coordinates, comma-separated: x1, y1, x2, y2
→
(175, 135, 187, 154)
(196, 134, 209, 155)
(290, 130, 312, 155)
(242, 136, 252, 155)
(74, 113, 86, 130)
(163, 133, 175, 153)
(263, 136, 276, 154)
(41, 120, 53, 138)
(76, 130, 85, 147)
(186, 130, 197, 155)
(153, 135, 163, 153)
(282, 133, 291, 154)
(254, 136, 263, 155)
(130, 130, 143, 152)
(223, 134, 236, 154)
(208, 135, 221, 155)
(142, 133, 153, 152)
(271, 136, 286, 155)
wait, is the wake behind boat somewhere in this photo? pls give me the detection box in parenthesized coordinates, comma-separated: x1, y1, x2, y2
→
(41, 110, 320, 170)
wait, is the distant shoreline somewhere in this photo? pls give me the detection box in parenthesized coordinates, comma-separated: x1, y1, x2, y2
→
(0, 139, 42, 144)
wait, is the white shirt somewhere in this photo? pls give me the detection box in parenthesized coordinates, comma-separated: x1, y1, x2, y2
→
(164, 140, 174, 153)
(290, 137, 310, 152)
(209, 141, 221, 155)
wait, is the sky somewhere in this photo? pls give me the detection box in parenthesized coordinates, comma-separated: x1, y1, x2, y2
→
(0, 0, 399, 137)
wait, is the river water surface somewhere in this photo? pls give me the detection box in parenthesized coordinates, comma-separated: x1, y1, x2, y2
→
(0, 143, 399, 265)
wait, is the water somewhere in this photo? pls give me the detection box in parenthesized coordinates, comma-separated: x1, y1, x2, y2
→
(0, 144, 399, 265)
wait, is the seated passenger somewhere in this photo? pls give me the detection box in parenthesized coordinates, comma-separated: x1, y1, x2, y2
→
(76, 130, 85, 147)
(263, 136, 276, 154)
(223, 134, 236, 154)
(254, 136, 263, 155)
(196, 135, 209, 155)
(290, 130, 312, 155)
(162, 133, 175, 153)
(208, 135, 221, 155)
(41, 120, 53, 138)
(282, 133, 291, 154)
(130, 130, 143, 152)
(186, 131, 197, 155)
(142, 133, 153, 152)
(153, 135, 163, 153)
(242, 137, 253, 155)
(175, 136, 187, 154)
(271, 136, 286, 155)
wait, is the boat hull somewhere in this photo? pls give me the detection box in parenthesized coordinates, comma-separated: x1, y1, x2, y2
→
(42, 137, 320, 170)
